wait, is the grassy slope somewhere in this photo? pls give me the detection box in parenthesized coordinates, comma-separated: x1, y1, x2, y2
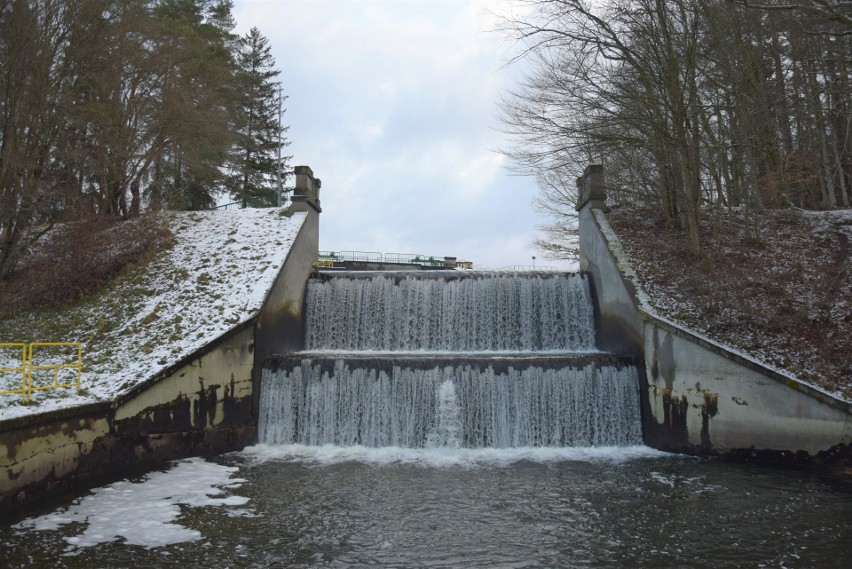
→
(606, 204, 851, 400)
(0, 208, 306, 420)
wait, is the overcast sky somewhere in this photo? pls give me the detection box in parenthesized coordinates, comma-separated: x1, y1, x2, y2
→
(232, 0, 572, 270)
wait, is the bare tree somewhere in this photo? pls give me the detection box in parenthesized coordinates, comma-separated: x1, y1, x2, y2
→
(499, 0, 851, 259)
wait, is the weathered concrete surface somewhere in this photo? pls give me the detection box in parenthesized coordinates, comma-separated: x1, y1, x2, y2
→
(577, 166, 852, 465)
(0, 404, 111, 513)
(0, 312, 258, 521)
(645, 323, 851, 462)
(578, 200, 644, 357)
(114, 324, 255, 433)
(1, 182, 321, 520)
(251, 170, 321, 418)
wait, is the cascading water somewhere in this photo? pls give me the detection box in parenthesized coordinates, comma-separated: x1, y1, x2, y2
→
(304, 271, 596, 351)
(260, 271, 643, 449)
(426, 380, 461, 448)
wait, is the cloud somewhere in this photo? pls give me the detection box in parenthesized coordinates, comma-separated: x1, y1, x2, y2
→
(232, 0, 575, 270)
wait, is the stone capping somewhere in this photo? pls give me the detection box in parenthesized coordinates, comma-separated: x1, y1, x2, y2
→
(587, 205, 852, 416)
(266, 352, 641, 369)
(0, 400, 112, 432)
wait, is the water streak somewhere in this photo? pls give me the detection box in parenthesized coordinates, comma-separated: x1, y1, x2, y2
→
(304, 272, 596, 352)
(426, 380, 461, 448)
(259, 361, 642, 448)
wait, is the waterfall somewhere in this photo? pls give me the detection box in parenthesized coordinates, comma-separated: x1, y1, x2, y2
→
(259, 271, 643, 449)
(304, 271, 596, 352)
(427, 380, 462, 448)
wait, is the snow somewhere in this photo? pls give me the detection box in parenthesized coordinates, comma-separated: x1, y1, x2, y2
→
(0, 208, 306, 420)
(597, 206, 852, 402)
(13, 457, 250, 553)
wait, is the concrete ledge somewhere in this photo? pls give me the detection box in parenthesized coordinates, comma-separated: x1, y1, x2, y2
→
(266, 352, 641, 373)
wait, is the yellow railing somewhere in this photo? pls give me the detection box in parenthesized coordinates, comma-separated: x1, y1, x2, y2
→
(0, 343, 28, 402)
(0, 342, 82, 403)
(28, 343, 83, 400)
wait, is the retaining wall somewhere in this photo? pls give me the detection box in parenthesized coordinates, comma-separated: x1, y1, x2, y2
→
(0, 177, 321, 520)
(577, 165, 852, 464)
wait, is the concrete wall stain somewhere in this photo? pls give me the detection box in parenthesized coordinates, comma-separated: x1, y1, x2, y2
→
(700, 392, 719, 449)
(575, 176, 851, 466)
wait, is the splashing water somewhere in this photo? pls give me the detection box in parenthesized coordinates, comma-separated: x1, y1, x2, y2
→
(260, 270, 641, 450)
(426, 379, 461, 448)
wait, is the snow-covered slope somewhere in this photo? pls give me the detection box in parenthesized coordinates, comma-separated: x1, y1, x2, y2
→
(0, 208, 307, 421)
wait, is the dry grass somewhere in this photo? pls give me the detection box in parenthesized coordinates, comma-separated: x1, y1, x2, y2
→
(606, 204, 851, 399)
(0, 214, 172, 318)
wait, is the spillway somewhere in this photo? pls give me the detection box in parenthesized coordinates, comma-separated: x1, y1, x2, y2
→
(304, 271, 596, 351)
(260, 271, 642, 449)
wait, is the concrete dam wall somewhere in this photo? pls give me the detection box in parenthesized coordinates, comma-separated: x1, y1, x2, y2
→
(576, 164, 852, 464)
(0, 167, 323, 519)
(259, 270, 644, 450)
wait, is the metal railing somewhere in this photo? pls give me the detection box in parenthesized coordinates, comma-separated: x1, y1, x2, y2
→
(0, 343, 27, 402)
(493, 265, 559, 272)
(319, 250, 470, 268)
(0, 342, 82, 403)
(209, 189, 294, 211)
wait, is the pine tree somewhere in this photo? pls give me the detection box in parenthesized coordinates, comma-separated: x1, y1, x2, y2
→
(230, 26, 290, 207)
(152, 0, 239, 211)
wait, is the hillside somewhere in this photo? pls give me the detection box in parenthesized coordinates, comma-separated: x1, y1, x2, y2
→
(0, 208, 306, 421)
(605, 205, 852, 401)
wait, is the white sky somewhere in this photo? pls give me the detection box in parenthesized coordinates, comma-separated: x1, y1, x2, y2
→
(232, 0, 570, 270)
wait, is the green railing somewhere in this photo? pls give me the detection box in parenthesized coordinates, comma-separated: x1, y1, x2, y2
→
(318, 251, 462, 268)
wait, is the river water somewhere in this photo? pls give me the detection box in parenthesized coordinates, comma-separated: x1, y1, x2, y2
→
(3, 446, 851, 568)
(5, 271, 849, 567)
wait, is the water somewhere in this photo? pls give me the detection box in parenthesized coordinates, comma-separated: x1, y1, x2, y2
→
(304, 271, 596, 351)
(3, 450, 851, 568)
(268, 271, 635, 450)
(426, 380, 461, 448)
(8, 270, 850, 565)
(259, 357, 642, 448)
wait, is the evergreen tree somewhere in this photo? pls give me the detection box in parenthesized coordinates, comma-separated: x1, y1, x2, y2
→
(230, 26, 290, 207)
(152, 0, 239, 211)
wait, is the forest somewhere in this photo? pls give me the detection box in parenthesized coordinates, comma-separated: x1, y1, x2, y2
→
(0, 0, 288, 283)
(500, 0, 851, 257)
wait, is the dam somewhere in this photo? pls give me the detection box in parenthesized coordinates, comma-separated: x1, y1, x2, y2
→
(2, 166, 850, 567)
(4, 267, 851, 567)
(259, 270, 642, 449)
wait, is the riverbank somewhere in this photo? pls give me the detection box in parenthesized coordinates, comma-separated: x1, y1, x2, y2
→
(0, 208, 306, 421)
(606, 205, 851, 401)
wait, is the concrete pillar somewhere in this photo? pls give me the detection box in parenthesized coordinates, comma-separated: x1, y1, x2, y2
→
(291, 165, 322, 214)
(575, 164, 606, 211)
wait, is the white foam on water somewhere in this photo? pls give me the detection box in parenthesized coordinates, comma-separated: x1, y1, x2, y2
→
(426, 379, 462, 449)
(241, 443, 671, 468)
(14, 457, 250, 554)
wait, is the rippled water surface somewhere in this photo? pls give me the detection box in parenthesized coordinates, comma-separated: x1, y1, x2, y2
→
(3, 447, 851, 568)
